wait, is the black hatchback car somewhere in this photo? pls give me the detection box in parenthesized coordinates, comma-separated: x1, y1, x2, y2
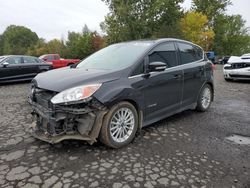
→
(29, 38, 214, 148)
(0, 55, 52, 83)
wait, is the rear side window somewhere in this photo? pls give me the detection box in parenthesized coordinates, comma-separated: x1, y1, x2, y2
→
(54, 55, 60, 60)
(23, 56, 39, 63)
(177, 42, 203, 64)
(149, 42, 178, 68)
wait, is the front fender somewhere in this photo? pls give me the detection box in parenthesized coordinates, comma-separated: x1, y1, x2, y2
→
(93, 78, 144, 110)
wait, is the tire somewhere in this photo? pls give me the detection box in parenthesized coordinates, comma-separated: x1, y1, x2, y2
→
(99, 101, 138, 148)
(67, 63, 74, 66)
(196, 84, 213, 112)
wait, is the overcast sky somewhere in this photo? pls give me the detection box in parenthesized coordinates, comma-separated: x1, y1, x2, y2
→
(0, 0, 248, 41)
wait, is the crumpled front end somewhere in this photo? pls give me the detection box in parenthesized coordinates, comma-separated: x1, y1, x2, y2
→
(223, 56, 250, 80)
(28, 87, 107, 144)
(223, 62, 250, 80)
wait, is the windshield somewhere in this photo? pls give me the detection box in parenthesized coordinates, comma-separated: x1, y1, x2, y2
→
(77, 42, 152, 70)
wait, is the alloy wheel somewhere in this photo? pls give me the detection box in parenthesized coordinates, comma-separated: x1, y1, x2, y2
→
(109, 107, 135, 143)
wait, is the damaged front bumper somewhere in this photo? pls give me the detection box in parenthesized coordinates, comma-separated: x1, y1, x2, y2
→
(224, 63, 250, 80)
(29, 99, 107, 144)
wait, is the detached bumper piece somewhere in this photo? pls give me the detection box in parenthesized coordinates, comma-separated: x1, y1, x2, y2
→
(29, 92, 107, 144)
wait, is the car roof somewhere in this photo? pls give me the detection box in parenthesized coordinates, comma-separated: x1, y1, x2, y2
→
(0, 55, 38, 59)
(121, 38, 203, 49)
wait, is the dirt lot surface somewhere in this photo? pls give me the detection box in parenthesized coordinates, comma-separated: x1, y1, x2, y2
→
(0, 65, 249, 188)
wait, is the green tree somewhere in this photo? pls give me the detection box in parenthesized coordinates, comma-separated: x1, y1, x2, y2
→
(214, 15, 250, 55)
(27, 39, 68, 57)
(2, 25, 38, 55)
(191, 0, 231, 23)
(66, 25, 105, 59)
(0, 35, 3, 55)
(27, 38, 48, 57)
(180, 11, 215, 51)
(46, 39, 68, 57)
(101, 0, 184, 44)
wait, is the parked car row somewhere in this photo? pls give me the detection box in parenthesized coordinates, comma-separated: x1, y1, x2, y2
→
(0, 55, 52, 83)
(0, 54, 80, 83)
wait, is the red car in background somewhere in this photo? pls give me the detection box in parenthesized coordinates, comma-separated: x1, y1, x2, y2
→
(39, 54, 80, 69)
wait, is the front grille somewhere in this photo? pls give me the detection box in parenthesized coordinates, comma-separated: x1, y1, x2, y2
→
(232, 63, 249, 69)
(34, 89, 56, 109)
(229, 74, 250, 78)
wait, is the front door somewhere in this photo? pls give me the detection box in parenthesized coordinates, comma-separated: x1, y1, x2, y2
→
(0, 56, 23, 82)
(143, 42, 183, 124)
(22, 56, 40, 78)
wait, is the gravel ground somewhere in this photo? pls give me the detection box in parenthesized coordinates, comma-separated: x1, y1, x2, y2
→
(0, 65, 249, 188)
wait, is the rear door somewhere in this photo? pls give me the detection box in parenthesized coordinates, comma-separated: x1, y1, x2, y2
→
(176, 42, 206, 108)
(22, 56, 41, 77)
(0, 56, 23, 82)
(143, 42, 183, 123)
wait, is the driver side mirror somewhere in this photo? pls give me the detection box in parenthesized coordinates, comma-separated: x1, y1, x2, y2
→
(148, 62, 167, 72)
(2, 62, 9, 68)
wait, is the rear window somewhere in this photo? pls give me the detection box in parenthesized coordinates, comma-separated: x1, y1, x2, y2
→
(23, 56, 39, 63)
(177, 42, 203, 64)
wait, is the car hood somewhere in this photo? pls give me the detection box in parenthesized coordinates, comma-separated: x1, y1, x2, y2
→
(228, 56, 250, 64)
(34, 67, 122, 92)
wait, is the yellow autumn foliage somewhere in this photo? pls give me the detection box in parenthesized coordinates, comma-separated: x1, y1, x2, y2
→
(180, 11, 215, 51)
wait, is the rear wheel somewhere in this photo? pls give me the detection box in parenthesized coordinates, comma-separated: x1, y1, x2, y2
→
(67, 63, 74, 66)
(99, 102, 138, 148)
(196, 84, 213, 112)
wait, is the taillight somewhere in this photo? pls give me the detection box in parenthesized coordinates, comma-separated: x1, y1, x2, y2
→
(211, 63, 216, 71)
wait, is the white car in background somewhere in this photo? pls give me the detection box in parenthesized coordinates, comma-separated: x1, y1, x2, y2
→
(223, 54, 250, 81)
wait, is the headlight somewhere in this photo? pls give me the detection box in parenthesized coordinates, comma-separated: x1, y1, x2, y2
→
(51, 83, 102, 104)
(224, 64, 232, 70)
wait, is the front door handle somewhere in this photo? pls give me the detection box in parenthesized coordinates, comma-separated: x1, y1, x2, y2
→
(173, 74, 182, 79)
(199, 67, 204, 72)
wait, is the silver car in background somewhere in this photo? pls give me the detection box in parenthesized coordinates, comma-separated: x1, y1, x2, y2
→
(223, 54, 250, 81)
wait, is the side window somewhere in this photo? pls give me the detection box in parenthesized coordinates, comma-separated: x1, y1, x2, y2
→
(5, 57, 21, 64)
(194, 46, 203, 60)
(47, 55, 54, 61)
(177, 42, 203, 64)
(132, 60, 144, 76)
(23, 57, 39, 64)
(54, 55, 60, 60)
(149, 42, 178, 68)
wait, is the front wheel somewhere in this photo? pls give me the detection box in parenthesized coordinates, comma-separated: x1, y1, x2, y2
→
(99, 102, 138, 148)
(196, 84, 213, 112)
